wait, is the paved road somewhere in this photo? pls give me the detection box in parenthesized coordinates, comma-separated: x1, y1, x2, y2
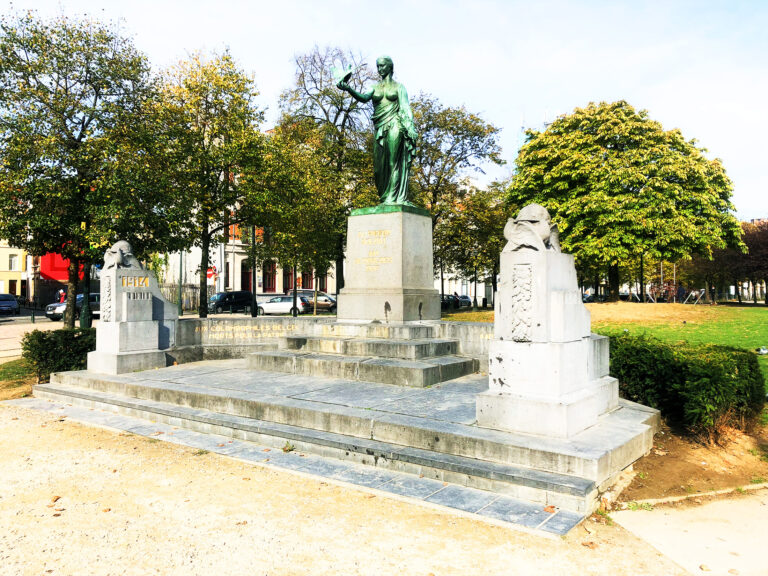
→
(0, 315, 99, 364)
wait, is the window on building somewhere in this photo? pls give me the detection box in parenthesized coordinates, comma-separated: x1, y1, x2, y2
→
(8, 254, 19, 271)
(263, 261, 276, 293)
(317, 273, 327, 293)
(283, 267, 294, 292)
(301, 269, 313, 290)
(241, 261, 251, 291)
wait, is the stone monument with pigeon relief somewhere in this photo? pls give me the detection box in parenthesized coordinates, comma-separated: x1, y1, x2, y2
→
(476, 204, 619, 438)
(87, 240, 178, 374)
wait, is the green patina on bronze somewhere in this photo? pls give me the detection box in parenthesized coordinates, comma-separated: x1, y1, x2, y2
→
(350, 203, 430, 217)
(336, 56, 417, 206)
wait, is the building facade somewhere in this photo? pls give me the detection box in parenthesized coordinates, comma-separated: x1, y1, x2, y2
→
(0, 241, 27, 297)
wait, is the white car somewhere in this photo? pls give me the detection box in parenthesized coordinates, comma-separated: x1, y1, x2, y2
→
(257, 295, 311, 315)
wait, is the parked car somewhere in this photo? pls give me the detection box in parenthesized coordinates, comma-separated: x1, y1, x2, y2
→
(293, 290, 336, 313)
(257, 295, 311, 316)
(457, 295, 472, 308)
(45, 293, 100, 321)
(0, 293, 20, 315)
(440, 294, 459, 310)
(209, 290, 254, 313)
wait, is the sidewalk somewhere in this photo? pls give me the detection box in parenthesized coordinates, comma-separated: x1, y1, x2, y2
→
(613, 492, 768, 575)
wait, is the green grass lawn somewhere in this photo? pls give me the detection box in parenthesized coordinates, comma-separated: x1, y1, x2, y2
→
(443, 303, 768, 381)
(592, 305, 768, 381)
(0, 358, 36, 400)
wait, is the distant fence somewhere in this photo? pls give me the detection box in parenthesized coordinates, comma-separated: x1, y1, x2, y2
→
(159, 283, 200, 312)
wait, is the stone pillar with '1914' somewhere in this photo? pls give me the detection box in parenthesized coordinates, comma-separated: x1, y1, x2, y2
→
(87, 240, 178, 375)
(475, 205, 619, 438)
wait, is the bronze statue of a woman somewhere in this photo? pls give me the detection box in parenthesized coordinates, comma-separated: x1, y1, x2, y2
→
(336, 56, 417, 205)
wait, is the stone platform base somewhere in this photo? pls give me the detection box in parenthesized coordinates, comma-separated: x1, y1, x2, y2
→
(87, 350, 167, 375)
(34, 360, 659, 521)
(476, 376, 619, 438)
(337, 288, 440, 323)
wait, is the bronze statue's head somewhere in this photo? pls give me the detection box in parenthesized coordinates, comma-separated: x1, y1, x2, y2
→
(376, 56, 393, 78)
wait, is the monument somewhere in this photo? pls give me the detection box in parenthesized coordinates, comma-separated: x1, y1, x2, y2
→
(476, 205, 619, 438)
(335, 56, 440, 323)
(87, 240, 178, 374)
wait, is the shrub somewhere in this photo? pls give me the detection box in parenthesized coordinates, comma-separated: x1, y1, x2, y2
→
(608, 333, 765, 442)
(22, 328, 96, 383)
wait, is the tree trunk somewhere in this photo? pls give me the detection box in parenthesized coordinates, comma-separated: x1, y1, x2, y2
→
(736, 278, 742, 304)
(751, 279, 757, 304)
(439, 259, 444, 298)
(764, 278, 768, 306)
(607, 264, 620, 302)
(64, 259, 80, 328)
(199, 233, 210, 318)
(335, 234, 344, 296)
(291, 262, 298, 316)
(639, 254, 646, 303)
(491, 261, 498, 306)
(593, 273, 600, 300)
(79, 261, 92, 328)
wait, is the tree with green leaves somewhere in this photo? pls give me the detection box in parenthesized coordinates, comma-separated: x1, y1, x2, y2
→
(508, 100, 743, 301)
(245, 124, 339, 315)
(436, 183, 511, 305)
(410, 94, 504, 293)
(0, 12, 175, 327)
(279, 46, 377, 291)
(157, 51, 265, 318)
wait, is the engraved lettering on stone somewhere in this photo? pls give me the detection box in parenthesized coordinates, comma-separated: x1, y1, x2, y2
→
(358, 229, 391, 246)
(510, 264, 532, 341)
(121, 276, 150, 288)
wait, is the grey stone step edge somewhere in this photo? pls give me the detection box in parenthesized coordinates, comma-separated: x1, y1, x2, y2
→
(48, 370, 646, 483)
(282, 335, 460, 359)
(247, 350, 479, 388)
(35, 382, 597, 514)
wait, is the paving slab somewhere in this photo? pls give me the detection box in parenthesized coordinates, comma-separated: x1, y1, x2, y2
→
(612, 492, 768, 575)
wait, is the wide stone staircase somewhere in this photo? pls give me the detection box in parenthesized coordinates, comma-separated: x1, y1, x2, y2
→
(246, 322, 479, 387)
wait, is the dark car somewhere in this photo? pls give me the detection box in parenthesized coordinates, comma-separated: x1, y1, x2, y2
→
(45, 293, 100, 321)
(0, 293, 20, 315)
(440, 294, 459, 310)
(458, 295, 472, 307)
(209, 290, 254, 313)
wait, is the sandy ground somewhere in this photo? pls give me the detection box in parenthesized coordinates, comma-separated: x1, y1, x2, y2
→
(0, 404, 688, 576)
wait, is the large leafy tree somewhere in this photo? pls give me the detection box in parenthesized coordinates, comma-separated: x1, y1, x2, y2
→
(246, 125, 339, 314)
(436, 183, 511, 305)
(279, 46, 377, 291)
(0, 12, 175, 327)
(410, 95, 504, 292)
(508, 100, 743, 301)
(742, 221, 768, 304)
(158, 52, 264, 317)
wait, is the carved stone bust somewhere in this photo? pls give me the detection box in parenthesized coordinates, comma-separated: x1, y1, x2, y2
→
(502, 204, 561, 253)
(103, 240, 143, 270)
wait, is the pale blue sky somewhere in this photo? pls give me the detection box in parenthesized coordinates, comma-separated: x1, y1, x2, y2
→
(3, 0, 766, 220)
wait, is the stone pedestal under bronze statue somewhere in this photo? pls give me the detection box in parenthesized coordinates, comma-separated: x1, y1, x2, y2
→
(337, 204, 440, 323)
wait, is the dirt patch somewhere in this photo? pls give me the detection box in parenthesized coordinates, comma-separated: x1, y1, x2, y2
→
(587, 302, 722, 326)
(0, 403, 687, 576)
(619, 422, 768, 503)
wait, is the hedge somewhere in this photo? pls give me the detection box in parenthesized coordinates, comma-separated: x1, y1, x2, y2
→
(608, 332, 765, 442)
(22, 328, 96, 383)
